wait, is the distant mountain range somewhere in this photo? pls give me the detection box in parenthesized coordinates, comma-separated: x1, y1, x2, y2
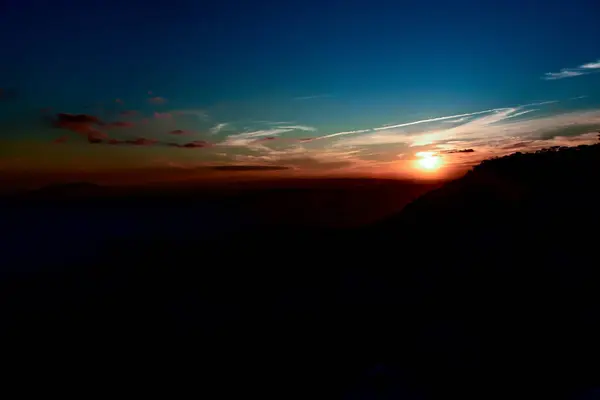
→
(2, 143, 600, 399)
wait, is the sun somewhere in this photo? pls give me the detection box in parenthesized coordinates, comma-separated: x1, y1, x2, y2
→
(415, 152, 442, 171)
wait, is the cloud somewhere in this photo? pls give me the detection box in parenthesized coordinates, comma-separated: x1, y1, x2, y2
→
(56, 113, 101, 124)
(154, 112, 172, 119)
(332, 108, 600, 150)
(277, 125, 317, 132)
(231, 146, 364, 171)
(501, 109, 537, 120)
(442, 148, 475, 154)
(542, 58, 600, 80)
(315, 129, 371, 141)
(209, 165, 289, 171)
(441, 117, 470, 123)
(125, 138, 157, 146)
(520, 100, 558, 107)
(210, 123, 229, 134)
(179, 140, 210, 148)
(543, 70, 587, 80)
(581, 60, 600, 69)
(500, 141, 533, 150)
(108, 121, 135, 128)
(372, 108, 510, 132)
(239, 129, 293, 138)
(218, 128, 293, 148)
(53, 113, 107, 139)
(119, 110, 138, 116)
(87, 131, 109, 144)
(294, 94, 331, 100)
(314, 108, 507, 141)
(169, 129, 188, 135)
(261, 121, 294, 125)
(148, 96, 167, 105)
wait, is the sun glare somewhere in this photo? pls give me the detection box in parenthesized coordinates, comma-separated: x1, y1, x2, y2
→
(415, 152, 442, 171)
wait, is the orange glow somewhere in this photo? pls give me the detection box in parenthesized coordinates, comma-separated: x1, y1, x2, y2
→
(415, 152, 442, 171)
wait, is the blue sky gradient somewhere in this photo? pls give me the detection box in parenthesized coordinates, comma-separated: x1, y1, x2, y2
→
(1, 0, 600, 183)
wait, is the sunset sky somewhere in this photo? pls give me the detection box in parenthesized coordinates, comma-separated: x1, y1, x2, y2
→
(1, 0, 600, 186)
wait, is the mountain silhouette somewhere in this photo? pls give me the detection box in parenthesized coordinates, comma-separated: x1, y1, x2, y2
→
(2, 144, 600, 399)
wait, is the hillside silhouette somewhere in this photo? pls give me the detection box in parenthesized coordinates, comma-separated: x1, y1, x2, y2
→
(2, 144, 600, 399)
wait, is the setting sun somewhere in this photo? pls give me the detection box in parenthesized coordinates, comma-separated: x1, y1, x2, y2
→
(415, 152, 442, 171)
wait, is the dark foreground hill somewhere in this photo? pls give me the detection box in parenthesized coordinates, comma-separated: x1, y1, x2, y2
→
(2, 144, 600, 399)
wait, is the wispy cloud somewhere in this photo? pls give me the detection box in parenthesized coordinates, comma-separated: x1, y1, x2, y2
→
(502, 109, 538, 120)
(543, 70, 587, 80)
(218, 128, 293, 148)
(313, 108, 506, 141)
(581, 60, 600, 69)
(277, 125, 317, 131)
(232, 146, 364, 170)
(233, 129, 293, 139)
(210, 165, 289, 172)
(520, 100, 558, 106)
(210, 123, 229, 134)
(542, 58, 600, 80)
(293, 94, 331, 101)
(331, 107, 600, 149)
(148, 96, 168, 105)
(314, 129, 371, 141)
(441, 117, 470, 123)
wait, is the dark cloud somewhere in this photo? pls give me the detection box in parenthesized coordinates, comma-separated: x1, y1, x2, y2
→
(125, 138, 157, 146)
(210, 165, 289, 172)
(56, 113, 101, 124)
(169, 129, 187, 135)
(104, 137, 157, 146)
(182, 140, 210, 148)
(53, 113, 106, 138)
(87, 131, 109, 144)
(168, 140, 210, 148)
(119, 110, 138, 116)
(442, 148, 475, 154)
(108, 121, 135, 128)
(257, 137, 276, 141)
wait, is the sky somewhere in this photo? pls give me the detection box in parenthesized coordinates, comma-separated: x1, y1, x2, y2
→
(1, 0, 600, 187)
